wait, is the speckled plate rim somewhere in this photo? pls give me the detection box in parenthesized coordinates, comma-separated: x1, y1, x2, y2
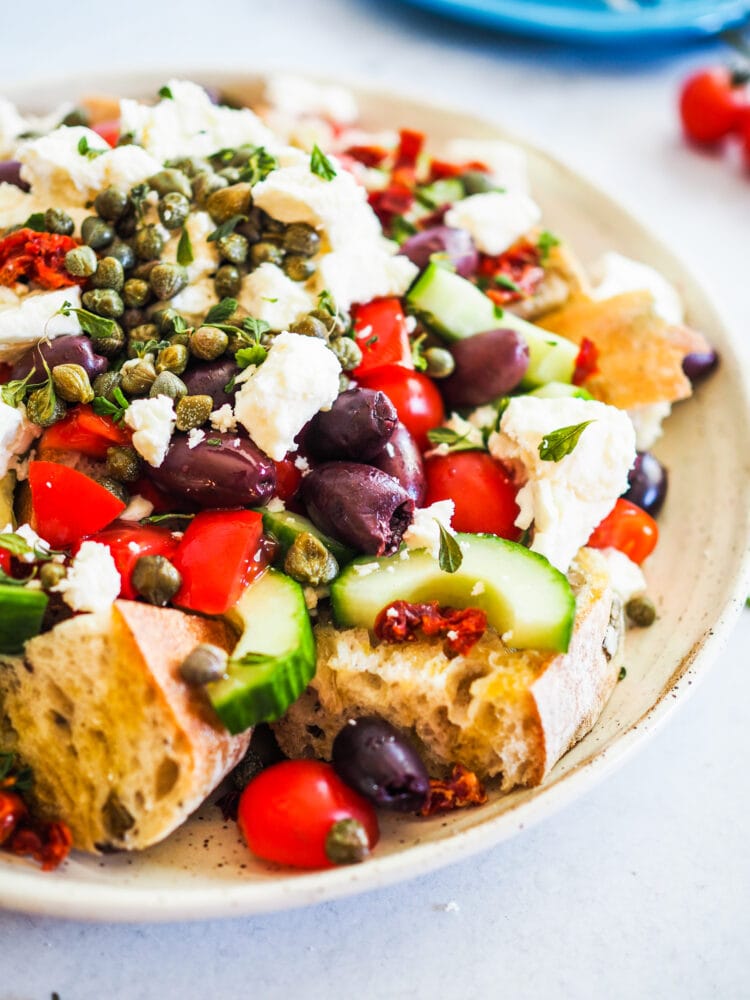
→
(0, 69, 748, 922)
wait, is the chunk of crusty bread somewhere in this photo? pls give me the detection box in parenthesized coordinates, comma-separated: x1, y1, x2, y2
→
(507, 238, 591, 322)
(274, 548, 623, 791)
(0, 601, 250, 852)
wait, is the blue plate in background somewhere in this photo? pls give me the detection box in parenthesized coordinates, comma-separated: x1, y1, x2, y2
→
(395, 0, 750, 43)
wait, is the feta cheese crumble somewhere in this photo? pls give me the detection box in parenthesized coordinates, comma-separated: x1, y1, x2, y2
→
(0, 401, 41, 478)
(233, 332, 340, 461)
(489, 396, 636, 572)
(53, 540, 121, 613)
(403, 500, 456, 560)
(0, 286, 82, 362)
(120, 494, 155, 522)
(124, 395, 176, 468)
(187, 427, 206, 450)
(445, 191, 541, 256)
(238, 262, 315, 330)
(209, 403, 237, 434)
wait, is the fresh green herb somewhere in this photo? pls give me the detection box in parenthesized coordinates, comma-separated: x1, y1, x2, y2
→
(170, 313, 189, 335)
(206, 438, 222, 446)
(176, 227, 194, 266)
(494, 274, 521, 293)
(142, 512, 195, 525)
(0, 751, 33, 792)
(538, 420, 595, 462)
(238, 146, 278, 186)
(310, 144, 336, 182)
(59, 300, 118, 339)
(1, 367, 39, 407)
(207, 215, 247, 243)
(437, 522, 463, 574)
(0, 532, 36, 558)
(243, 316, 270, 340)
(31, 360, 59, 425)
(365, 334, 378, 347)
(411, 333, 428, 372)
(23, 212, 47, 232)
(77, 135, 104, 159)
(618, 666, 627, 682)
(235, 344, 268, 368)
(204, 298, 238, 325)
(91, 386, 130, 422)
(224, 375, 237, 393)
(130, 338, 170, 359)
(317, 289, 337, 317)
(158, 85, 174, 100)
(261, 296, 278, 304)
(537, 230, 560, 263)
(390, 214, 417, 245)
(427, 426, 469, 447)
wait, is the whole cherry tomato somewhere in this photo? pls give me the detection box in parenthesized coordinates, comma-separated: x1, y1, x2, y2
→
(358, 366, 444, 452)
(679, 68, 748, 145)
(238, 760, 379, 869)
(587, 498, 658, 565)
(424, 451, 521, 539)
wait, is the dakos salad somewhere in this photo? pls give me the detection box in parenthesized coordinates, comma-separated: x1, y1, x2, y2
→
(0, 78, 717, 871)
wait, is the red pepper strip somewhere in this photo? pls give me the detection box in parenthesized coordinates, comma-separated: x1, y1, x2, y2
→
(38, 404, 131, 460)
(572, 337, 599, 386)
(428, 158, 490, 180)
(351, 297, 414, 377)
(343, 144, 390, 168)
(374, 600, 488, 657)
(28, 461, 126, 549)
(82, 521, 181, 599)
(0, 229, 82, 290)
(419, 763, 488, 816)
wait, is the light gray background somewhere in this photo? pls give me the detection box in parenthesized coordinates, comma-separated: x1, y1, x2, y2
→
(2, 2, 749, 998)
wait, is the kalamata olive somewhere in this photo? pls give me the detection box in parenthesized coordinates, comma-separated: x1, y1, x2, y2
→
(301, 462, 414, 556)
(149, 431, 276, 507)
(0, 160, 29, 191)
(307, 388, 397, 462)
(10, 335, 109, 382)
(439, 328, 529, 409)
(180, 358, 238, 409)
(370, 421, 426, 505)
(332, 716, 430, 812)
(624, 451, 668, 517)
(682, 348, 719, 383)
(399, 225, 479, 278)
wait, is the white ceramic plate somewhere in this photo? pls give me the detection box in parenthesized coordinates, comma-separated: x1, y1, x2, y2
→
(1, 72, 749, 921)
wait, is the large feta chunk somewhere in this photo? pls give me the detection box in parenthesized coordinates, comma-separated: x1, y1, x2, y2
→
(238, 262, 315, 330)
(265, 75, 359, 124)
(316, 241, 417, 312)
(403, 500, 455, 560)
(0, 287, 82, 362)
(0, 401, 41, 478)
(445, 191, 541, 256)
(233, 332, 340, 460)
(120, 80, 276, 162)
(438, 138, 531, 194)
(590, 251, 684, 325)
(124, 395, 176, 468)
(489, 396, 636, 572)
(53, 540, 121, 613)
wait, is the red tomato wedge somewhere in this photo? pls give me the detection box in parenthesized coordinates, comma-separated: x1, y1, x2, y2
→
(92, 119, 120, 147)
(424, 451, 522, 540)
(587, 498, 658, 565)
(28, 462, 126, 548)
(172, 509, 266, 615)
(352, 298, 413, 377)
(39, 404, 130, 460)
(82, 522, 180, 599)
(357, 366, 444, 452)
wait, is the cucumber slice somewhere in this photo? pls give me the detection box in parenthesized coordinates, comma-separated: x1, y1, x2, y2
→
(529, 381, 593, 401)
(0, 584, 48, 654)
(207, 569, 316, 734)
(260, 508, 355, 566)
(331, 533, 575, 653)
(406, 262, 578, 388)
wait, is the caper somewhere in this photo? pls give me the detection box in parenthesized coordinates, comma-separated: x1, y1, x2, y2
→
(107, 239, 136, 271)
(262, 214, 285, 235)
(282, 254, 316, 282)
(149, 371, 187, 401)
(121, 308, 147, 332)
(178, 643, 228, 686)
(156, 343, 188, 375)
(105, 445, 141, 483)
(237, 208, 264, 244)
(289, 315, 329, 340)
(97, 476, 130, 505)
(189, 326, 228, 361)
(39, 561, 66, 591)
(175, 394, 213, 431)
(283, 222, 320, 257)
(52, 363, 94, 404)
(250, 240, 283, 267)
(192, 170, 227, 206)
(61, 107, 89, 128)
(82, 288, 124, 319)
(148, 168, 192, 200)
(64, 244, 97, 278)
(625, 595, 657, 628)
(131, 259, 159, 282)
(324, 819, 370, 866)
(94, 186, 129, 222)
(131, 555, 182, 607)
(169, 332, 191, 348)
(424, 346, 456, 379)
(311, 306, 349, 336)
(157, 191, 190, 230)
(216, 232, 248, 265)
(149, 262, 188, 301)
(206, 182, 252, 224)
(26, 388, 65, 427)
(43, 207, 74, 236)
(283, 531, 338, 587)
(128, 322, 160, 343)
(93, 370, 122, 400)
(329, 335, 362, 371)
(120, 357, 157, 395)
(92, 326, 126, 357)
(115, 211, 137, 239)
(122, 277, 152, 309)
(133, 224, 164, 261)
(338, 373, 352, 393)
(214, 264, 241, 299)
(166, 156, 210, 179)
(152, 307, 185, 336)
(81, 215, 115, 250)
(91, 256, 125, 292)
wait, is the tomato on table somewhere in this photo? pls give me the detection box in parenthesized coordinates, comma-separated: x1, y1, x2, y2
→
(351, 298, 413, 377)
(238, 760, 379, 869)
(587, 498, 658, 565)
(28, 462, 126, 549)
(424, 451, 522, 540)
(679, 68, 748, 145)
(38, 404, 130, 460)
(82, 522, 180, 599)
(171, 509, 267, 616)
(358, 365, 444, 452)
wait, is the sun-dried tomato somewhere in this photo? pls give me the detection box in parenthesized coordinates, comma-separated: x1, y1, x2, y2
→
(0, 791, 27, 845)
(394, 128, 425, 171)
(9, 820, 72, 871)
(374, 600, 487, 657)
(572, 337, 599, 386)
(419, 763, 488, 816)
(0, 228, 82, 290)
(428, 158, 490, 181)
(479, 239, 546, 306)
(343, 144, 390, 168)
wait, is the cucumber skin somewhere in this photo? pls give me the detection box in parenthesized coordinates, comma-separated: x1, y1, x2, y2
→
(259, 508, 356, 567)
(0, 584, 48, 654)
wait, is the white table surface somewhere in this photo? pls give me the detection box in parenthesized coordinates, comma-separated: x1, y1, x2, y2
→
(2, 2, 749, 998)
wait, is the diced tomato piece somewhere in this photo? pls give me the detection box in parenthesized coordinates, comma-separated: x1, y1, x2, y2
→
(357, 366, 444, 452)
(428, 158, 490, 180)
(352, 298, 414, 377)
(172, 510, 267, 615)
(394, 128, 425, 170)
(28, 462, 126, 549)
(572, 338, 599, 386)
(424, 451, 522, 539)
(274, 457, 303, 502)
(343, 144, 390, 168)
(92, 119, 120, 147)
(587, 498, 659, 565)
(82, 521, 180, 599)
(38, 404, 130, 460)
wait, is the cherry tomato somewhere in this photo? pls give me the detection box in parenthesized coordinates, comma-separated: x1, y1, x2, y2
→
(28, 461, 126, 549)
(587, 498, 658, 565)
(679, 68, 747, 145)
(82, 521, 180, 599)
(39, 404, 130, 460)
(424, 451, 521, 539)
(358, 366, 444, 451)
(238, 760, 379, 869)
(351, 298, 413, 377)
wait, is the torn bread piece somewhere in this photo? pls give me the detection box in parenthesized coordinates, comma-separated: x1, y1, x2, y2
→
(507, 238, 592, 322)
